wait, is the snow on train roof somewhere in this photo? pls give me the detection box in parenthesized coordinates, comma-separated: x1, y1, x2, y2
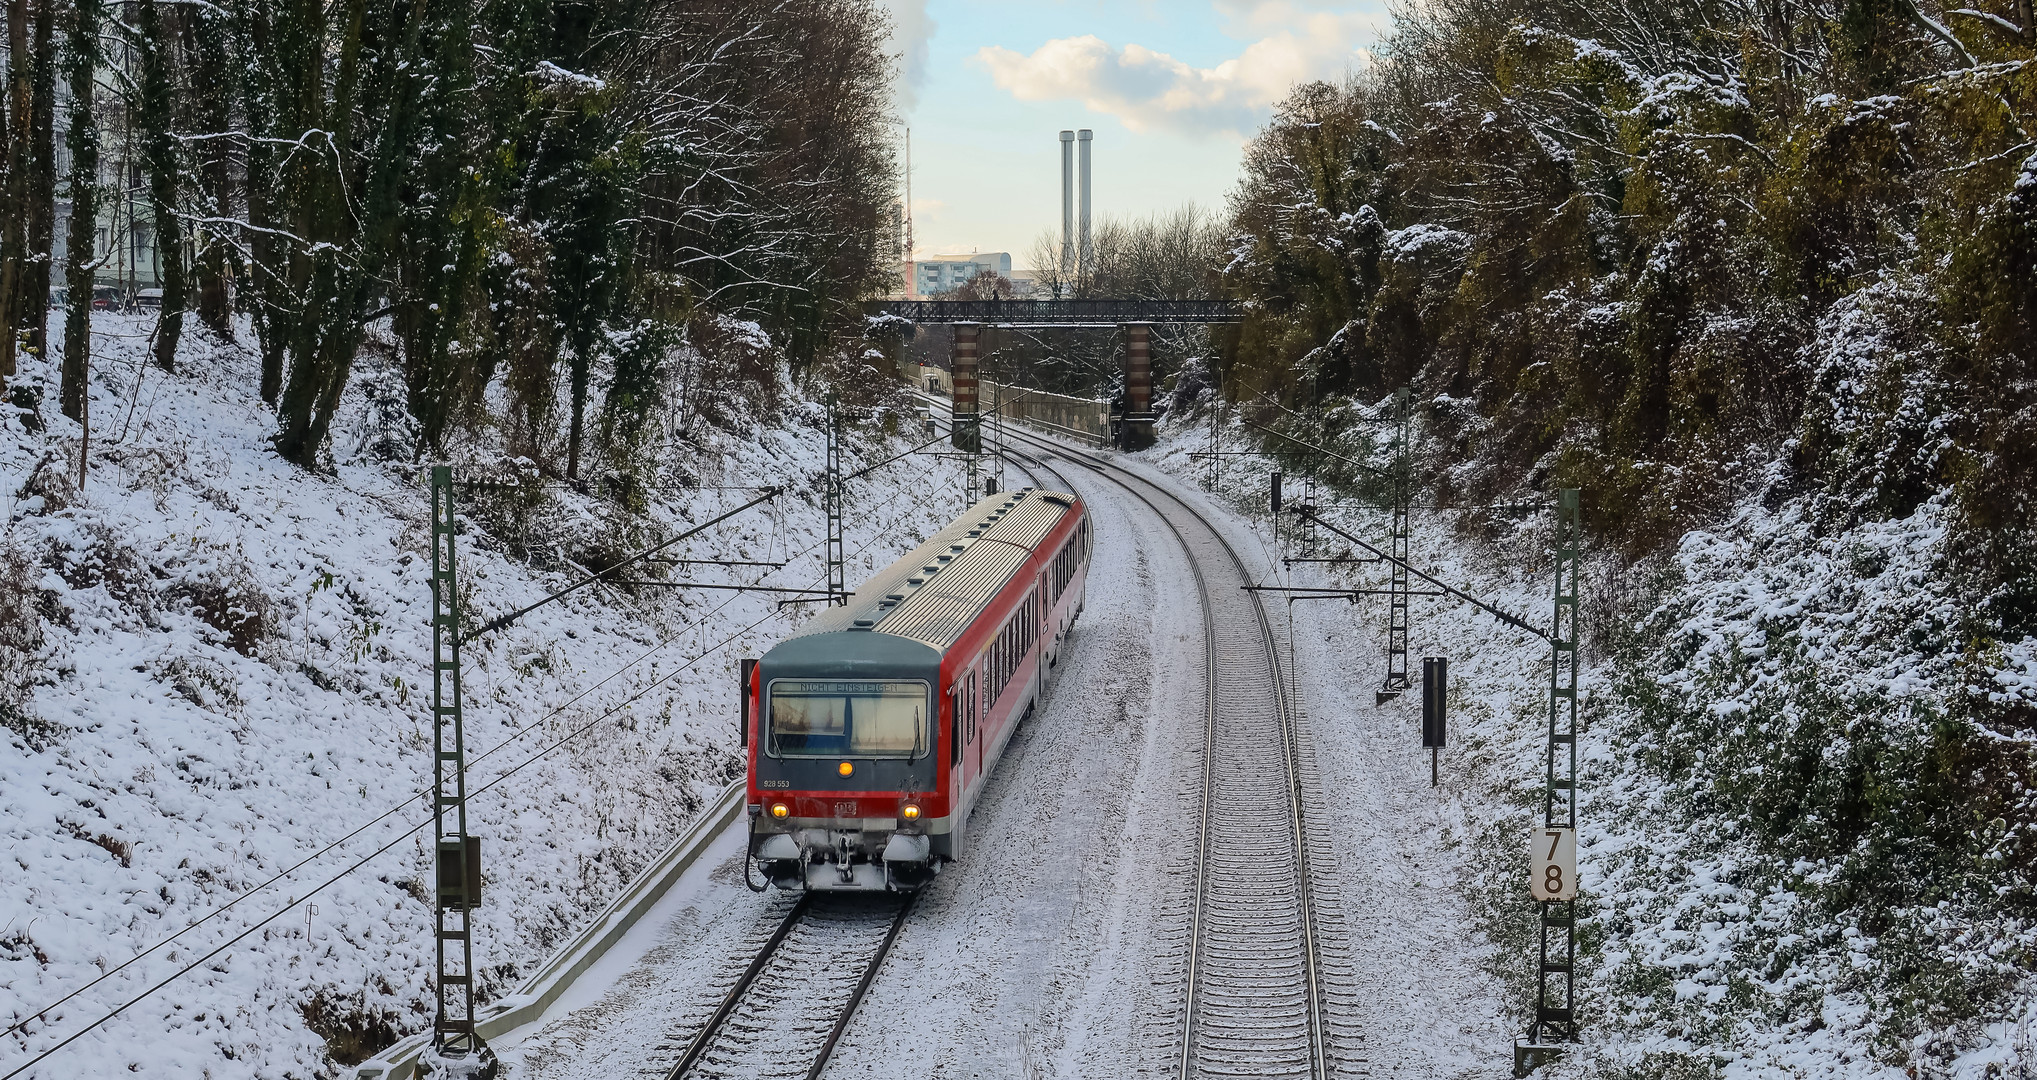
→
(786, 487, 1080, 651)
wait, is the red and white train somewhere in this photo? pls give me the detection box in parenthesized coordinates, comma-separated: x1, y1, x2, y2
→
(742, 487, 1091, 890)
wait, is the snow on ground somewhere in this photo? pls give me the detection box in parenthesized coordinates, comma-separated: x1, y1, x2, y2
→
(0, 316, 966, 1078)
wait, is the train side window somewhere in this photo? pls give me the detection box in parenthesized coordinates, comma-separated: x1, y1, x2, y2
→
(967, 672, 978, 743)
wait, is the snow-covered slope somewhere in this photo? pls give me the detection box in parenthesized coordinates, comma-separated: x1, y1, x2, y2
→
(1148, 410, 2037, 1080)
(0, 317, 964, 1077)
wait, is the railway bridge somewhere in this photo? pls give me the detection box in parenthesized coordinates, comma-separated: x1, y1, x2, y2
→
(868, 298, 1241, 450)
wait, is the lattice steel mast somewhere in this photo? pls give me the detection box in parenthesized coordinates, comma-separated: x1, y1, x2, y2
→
(428, 466, 488, 1070)
(825, 393, 847, 605)
(1383, 387, 1412, 697)
(1522, 488, 1583, 1067)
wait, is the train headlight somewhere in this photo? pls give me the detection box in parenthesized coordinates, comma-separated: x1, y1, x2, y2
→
(838, 761, 855, 777)
(769, 802, 790, 820)
(901, 802, 922, 821)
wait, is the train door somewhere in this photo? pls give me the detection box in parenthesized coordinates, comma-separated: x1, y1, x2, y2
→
(965, 669, 982, 783)
(1036, 580, 1048, 695)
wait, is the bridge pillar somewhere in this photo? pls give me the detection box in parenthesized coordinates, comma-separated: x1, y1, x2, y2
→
(951, 322, 981, 452)
(1122, 322, 1155, 450)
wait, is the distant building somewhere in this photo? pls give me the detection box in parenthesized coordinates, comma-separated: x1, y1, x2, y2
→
(50, 63, 165, 296)
(913, 252, 1014, 297)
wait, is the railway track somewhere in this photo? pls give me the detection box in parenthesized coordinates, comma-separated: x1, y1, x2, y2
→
(649, 406, 1352, 1080)
(653, 893, 913, 1080)
(991, 418, 1364, 1079)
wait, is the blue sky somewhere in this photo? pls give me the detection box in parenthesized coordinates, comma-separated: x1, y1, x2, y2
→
(886, 1, 1388, 273)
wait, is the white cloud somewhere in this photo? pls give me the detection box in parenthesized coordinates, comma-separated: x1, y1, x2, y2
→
(974, 11, 1378, 136)
(881, 0, 936, 113)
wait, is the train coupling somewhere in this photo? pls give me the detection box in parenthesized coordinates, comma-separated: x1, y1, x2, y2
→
(752, 827, 938, 892)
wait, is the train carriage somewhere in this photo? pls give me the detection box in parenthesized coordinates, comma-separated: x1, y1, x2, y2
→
(744, 487, 1091, 891)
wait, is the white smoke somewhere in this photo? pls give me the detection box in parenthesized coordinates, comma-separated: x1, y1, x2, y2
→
(882, 0, 936, 114)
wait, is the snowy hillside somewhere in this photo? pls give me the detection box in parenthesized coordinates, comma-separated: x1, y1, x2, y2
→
(1149, 409, 2037, 1080)
(0, 316, 964, 1076)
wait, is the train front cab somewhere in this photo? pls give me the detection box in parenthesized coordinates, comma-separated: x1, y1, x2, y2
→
(744, 489, 1090, 893)
(747, 631, 951, 891)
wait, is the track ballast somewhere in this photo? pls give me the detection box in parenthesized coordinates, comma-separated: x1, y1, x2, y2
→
(654, 893, 911, 1080)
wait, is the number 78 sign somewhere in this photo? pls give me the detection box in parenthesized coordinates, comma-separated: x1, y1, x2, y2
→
(1530, 827, 1577, 902)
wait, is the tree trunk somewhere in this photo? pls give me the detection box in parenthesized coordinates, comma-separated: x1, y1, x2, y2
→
(269, 0, 342, 466)
(0, 0, 31, 381)
(235, 0, 285, 401)
(136, 0, 184, 373)
(24, 0, 54, 368)
(566, 347, 587, 479)
(189, 7, 232, 336)
(59, 0, 98, 423)
(273, 0, 423, 468)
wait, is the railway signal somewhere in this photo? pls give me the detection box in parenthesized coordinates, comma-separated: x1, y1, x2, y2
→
(1421, 656, 1446, 786)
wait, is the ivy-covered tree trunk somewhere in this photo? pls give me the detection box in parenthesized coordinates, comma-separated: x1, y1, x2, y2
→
(135, 0, 186, 373)
(0, 0, 31, 381)
(233, 0, 286, 402)
(21, 0, 54, 376)
(271, 0, 346, 465)
(392, 0, 487, 456)
(188, 7, 235, 337)
(273, 0, 426, 467)
(59, 0, 100, 423)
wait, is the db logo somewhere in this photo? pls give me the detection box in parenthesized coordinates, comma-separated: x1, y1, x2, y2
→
(834, 801, 859, 818)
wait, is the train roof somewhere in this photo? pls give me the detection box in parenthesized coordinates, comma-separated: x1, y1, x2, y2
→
(785, 487, 1082, 652)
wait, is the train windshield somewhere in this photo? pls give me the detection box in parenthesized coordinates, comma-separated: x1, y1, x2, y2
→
(767, 680, 929, 759)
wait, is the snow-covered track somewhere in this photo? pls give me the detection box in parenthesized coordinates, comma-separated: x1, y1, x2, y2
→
(993, 423, 1356, 1080)
(655, 892, 912, 1080)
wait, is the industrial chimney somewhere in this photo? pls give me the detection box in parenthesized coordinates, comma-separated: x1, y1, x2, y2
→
(1078, 129, 1093, 283)
(1059, 130, 1075, 285)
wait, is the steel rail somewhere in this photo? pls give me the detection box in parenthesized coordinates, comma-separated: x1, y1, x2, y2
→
(663, 893, 913, 1080)
(988, 415, 1330, 1080)
(805, 894, 917, 1080)
(664, 894, 813, 1080)
(979, 433, 1218, 1078)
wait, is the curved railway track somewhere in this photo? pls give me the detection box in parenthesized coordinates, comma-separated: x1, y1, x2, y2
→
(993, 420, 1362, 1079)
(654, 893, 912, 1080)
